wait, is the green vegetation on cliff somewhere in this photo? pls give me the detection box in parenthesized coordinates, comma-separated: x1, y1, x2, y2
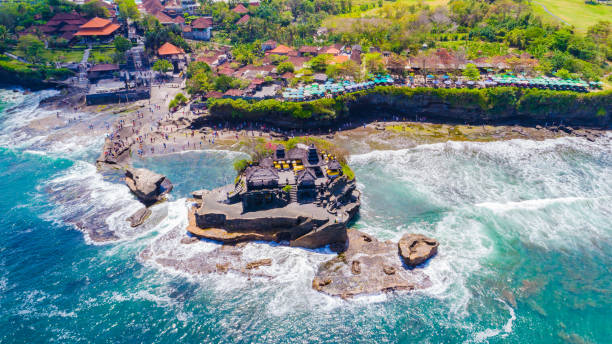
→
(0, 55, 73, 88)
(208, 86, 611, 124)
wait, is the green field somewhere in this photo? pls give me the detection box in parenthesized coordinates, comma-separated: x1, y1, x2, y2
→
(12, 49, 83, 63)
(530, 0, 612, 33)
(88, 48, 116, 64)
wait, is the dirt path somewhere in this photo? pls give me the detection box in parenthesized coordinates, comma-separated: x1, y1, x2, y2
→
(533, 1, 570, 25)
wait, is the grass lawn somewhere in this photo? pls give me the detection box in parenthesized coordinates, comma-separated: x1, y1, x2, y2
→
(326, 0, 449, 20)
(12, 49, 83, 63)
(88, 48, 116, 64)
(529, 0, 612, 34)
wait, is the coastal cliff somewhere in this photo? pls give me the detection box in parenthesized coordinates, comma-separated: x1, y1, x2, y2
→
(207, 87, 611, 129)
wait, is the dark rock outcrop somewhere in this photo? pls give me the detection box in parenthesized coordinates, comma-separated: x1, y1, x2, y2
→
(126, 207, 152, 227)
(398, 233, 439, 267)
(189, 180, 360, 249)
(125, 167, 173, 205)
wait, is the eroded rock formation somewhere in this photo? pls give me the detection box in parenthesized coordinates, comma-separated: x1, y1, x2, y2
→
(398, 233, 439, 267)
(125, 167, 173, 205)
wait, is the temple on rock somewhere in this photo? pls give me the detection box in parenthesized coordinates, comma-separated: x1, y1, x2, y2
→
(236, 144, 345, 210)
(188, 142, 360, 249)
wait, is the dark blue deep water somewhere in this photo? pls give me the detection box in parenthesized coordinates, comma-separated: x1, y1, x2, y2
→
(0, 89, 610, 343)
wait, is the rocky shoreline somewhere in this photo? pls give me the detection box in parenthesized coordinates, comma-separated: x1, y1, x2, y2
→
(141, 218, 440, 298)
(15, 85, 610, 298)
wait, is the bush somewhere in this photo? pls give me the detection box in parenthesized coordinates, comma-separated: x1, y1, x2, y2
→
(207, 86, 611, 125)
(0, 55, 74, 88)
(169, 92, 188, 110)
(462, 63, 480, 81)
(277, 61, 294, 74)
(341, 162, 355, 180)
(153, 59, 172, 74)
(233, 158, 250, 173)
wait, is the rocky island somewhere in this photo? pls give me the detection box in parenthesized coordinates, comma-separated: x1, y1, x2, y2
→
(145, 140, 440, 297)
(187, 142, 360, 249)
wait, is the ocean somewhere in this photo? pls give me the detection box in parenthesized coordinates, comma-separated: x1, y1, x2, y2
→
(0, 88, 610, 343)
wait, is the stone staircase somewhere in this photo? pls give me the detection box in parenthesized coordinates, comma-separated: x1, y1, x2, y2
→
(289, 185, 298, 203)
(77, 47, 91, 85)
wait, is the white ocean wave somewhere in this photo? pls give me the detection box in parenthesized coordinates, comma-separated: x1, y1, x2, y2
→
(471, 299, 516, 343)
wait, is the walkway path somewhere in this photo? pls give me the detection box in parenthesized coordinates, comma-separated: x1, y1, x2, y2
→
(130, 44, 144, 70)
(4, 52, 27, 63)
(533, 1, 570, 25)
(78, 48, 91, 85)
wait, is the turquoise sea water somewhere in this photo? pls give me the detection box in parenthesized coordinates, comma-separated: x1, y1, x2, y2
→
(0, 88, 610, 343)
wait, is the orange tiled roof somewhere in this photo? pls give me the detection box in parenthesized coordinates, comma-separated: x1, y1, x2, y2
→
(324, 47, 340, 55)
(74, 23, 120, 36)
(80, 17, 112, 29)
(158, 42, 184, 55)
(332, 55, 349, 64)
(268, 44, 295, 55)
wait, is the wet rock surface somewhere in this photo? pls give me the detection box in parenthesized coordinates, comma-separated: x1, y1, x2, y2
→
(398, 233, 439, 267)
(313, 229, 432, 298)
(125, 167, 173, 205)
(126, 207, 151, 227)
(140, 225, 275, 279)
(246, 259, 272, 270)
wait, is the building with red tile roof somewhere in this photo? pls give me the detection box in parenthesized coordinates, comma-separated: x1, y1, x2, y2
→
(267, 44, 295, 56)
(152, 11, 176, 25)
(223, 89, 244, 98)
(232, 4, 249, 14)
(38, 12, 87, 39)
(236, 14, 250, 25)
(286, 56, 309, 69)
(142, 0, 164, 14)
(185, 17, 213, 40)
(74, 17, 120, 38)
(87, 63, 119, 80)
(331, 55, 349, 64)
(158, 42, 185, 56)
(262, 40, 277, 51)
(322, 46, 340, 55)
(298, 46, 318, 56)
(205, 91, 223, 99)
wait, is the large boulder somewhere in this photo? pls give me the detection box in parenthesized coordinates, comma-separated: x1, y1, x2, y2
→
(398, 233, 439, 267)
(125, 167, 173, 205)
